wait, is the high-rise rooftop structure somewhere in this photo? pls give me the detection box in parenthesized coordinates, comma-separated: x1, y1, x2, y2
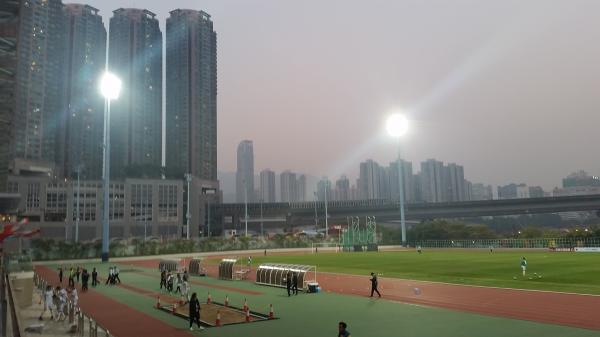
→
(259, 169, 276, 202)
(359, 160, 381, 200)
(236, 140, 254, 203)
(420, 159, 445, 202)
(334, 175, 350, 201)
(109, 8, 162, 177)
(166, 9, 217, 180)
(60, 4, 106, 180)
(11, 0, 66, 170)
(0, 0, 21, 190)
(280, 170, 297, 203)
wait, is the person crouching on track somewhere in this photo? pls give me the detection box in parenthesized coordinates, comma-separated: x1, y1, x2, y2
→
(370, 272, 381, 298)
(188, 293, 203, 331)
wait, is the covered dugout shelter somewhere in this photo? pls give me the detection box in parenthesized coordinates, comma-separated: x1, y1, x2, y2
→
(219, 258, 248, 280)
(188, 258, 206, 276)
(158, 259, 180, 272)
(255, 263, 316, 291)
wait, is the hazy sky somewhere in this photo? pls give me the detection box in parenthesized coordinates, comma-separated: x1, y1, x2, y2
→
(73, 0, 600, 190)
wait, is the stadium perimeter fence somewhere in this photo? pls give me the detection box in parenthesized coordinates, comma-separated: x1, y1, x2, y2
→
(408, 237, 600, 249)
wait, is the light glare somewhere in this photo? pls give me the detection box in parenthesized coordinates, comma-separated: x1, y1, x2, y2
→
(100, 72, 122, 100)
(386, 113, 409, 138)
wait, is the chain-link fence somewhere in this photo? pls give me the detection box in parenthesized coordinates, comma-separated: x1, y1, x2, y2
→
(408, 237, 600, 249)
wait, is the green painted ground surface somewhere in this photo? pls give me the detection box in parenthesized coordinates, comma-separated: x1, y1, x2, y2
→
(244, 250, 600, 295)
(46, 258, 600, 337)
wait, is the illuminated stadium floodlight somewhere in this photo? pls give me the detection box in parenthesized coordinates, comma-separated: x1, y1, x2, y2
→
(386, 112, 409, 246)
(99, 71, 122, 263)
(100, 72, 122, 100)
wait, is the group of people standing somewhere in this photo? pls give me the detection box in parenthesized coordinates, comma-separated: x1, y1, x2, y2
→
(39, 284, 79, 321)
(160, 269, 191, 304)
(285, 271, 299, 296)
(58, 266, 98, 291)
(105, 266, 121, 285)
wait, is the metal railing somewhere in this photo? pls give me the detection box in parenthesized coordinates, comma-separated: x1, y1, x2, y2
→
(33, 273, 112, 337)
(409, 237, 600, 249)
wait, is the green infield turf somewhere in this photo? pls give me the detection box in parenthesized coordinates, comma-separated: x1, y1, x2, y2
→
(45, 262, 600, 337)
(245, 250, 600, 295)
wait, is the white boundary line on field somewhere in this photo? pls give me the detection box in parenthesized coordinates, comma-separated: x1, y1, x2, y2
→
(318, 270, 600, 298)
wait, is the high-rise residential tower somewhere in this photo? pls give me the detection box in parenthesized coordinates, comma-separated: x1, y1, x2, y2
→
(236, 140, 254, 203)
(109, 8, 162, 177)
(280, 170, 297, 203)
(0, 0, 21, 190)
(60, 4, 106, 180)
(166, 9, 217, 180)
(11, 0, 66, 170)
(259, 169, 276, 202)
(420, 159, 444, 202)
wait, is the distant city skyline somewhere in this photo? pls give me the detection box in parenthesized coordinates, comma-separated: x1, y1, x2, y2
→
(66, 0, 600, 190)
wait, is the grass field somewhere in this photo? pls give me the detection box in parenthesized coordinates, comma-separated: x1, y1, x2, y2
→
(43, 259, 600, 337)
(242, 250, 600, 295)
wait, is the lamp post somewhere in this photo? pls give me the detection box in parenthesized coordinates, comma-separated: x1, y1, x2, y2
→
(244, 179, 248, 237)
(313, 192, 318, 232)
(324, 180, 329, 239)
(100, 72, 121, 263)
(260, 198, 264, 237)
(386, 113, 409, 246)
(75, 165, 81, 242)
(185, 173, 192, 239)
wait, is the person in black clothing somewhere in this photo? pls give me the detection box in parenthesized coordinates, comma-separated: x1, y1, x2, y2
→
(58, 267, 63, 284)
(370, 272, 381, 297)
(338, 321, 351, 337)
(286, 272, 292, 297)
(75, 266, 81, 283)
(113, 266, 121, 284)
(91, 268, 98, 287)
(188, 293, 202, 331)
(81, 269, 89, 291)
(160, 270, 167, 290)
(292, 272, 299, 295)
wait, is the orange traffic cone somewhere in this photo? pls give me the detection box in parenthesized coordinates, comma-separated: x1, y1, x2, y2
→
(269, 304, 274, 319)
(172, 302, 177, 315)
(245, 308, 250, 323)
(207, 292, 212, 304)
(156, 296, 161, 309)
(215, 310, 221, 327)
(243, 298, 248, 312)
(224, 295, 229, 307)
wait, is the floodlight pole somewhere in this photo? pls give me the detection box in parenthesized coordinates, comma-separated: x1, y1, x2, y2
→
(314, 192, 318, 231)
(75, 165, 81, 242)
(244, 179, 248, 237)
(324, 180, 329, 239)
(101, 98, 111, 262)
(397, 141, 407, 246)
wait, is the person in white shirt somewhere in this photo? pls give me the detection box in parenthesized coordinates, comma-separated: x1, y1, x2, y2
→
(38, 285, 55, 321)
(70, 287, 79, 313)
(56, 286, 68, 321)
(180, 280, 190, 304)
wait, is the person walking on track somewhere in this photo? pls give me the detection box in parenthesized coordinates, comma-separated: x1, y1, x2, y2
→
(286, 272, 292, 296)
(370, 272, 381, 297)
(91, 267, 98, 287)
(188, 293, 203, 331)
(39, 285, 55, 321)
(58, 267, 63, 284)
(292, 272, 299, 295)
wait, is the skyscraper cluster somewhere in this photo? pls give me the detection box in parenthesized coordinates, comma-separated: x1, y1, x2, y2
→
(0, 1, 218, 191)
(235, 140, 306, 203)
(327, 158, 482, 203)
